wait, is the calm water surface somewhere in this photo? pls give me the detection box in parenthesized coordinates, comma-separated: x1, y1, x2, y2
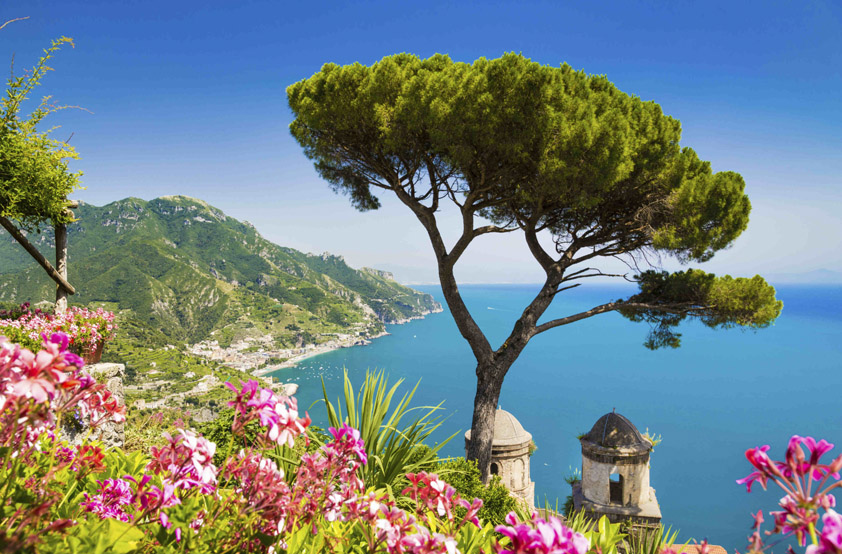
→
(270, 284, 842, 549)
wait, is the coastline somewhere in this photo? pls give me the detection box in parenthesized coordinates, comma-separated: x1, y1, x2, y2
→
(251, 329, 389, 375)
(252, 305, 443, 376)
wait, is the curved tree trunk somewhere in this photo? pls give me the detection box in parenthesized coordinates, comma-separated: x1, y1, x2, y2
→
(466, 363, 506, 483)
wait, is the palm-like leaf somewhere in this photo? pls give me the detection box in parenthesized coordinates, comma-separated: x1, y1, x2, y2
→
(317, 369, 457, 493)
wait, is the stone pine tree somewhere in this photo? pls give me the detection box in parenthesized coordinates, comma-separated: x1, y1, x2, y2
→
(287, 53, 782, 481)
(0, 32, 81, 312)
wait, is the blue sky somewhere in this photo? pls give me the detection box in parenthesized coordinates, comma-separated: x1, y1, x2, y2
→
(2, 0, 840, 283)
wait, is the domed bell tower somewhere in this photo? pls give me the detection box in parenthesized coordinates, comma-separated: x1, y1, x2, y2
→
(572, 410, 661, 527)
(465, 408, 535, 509)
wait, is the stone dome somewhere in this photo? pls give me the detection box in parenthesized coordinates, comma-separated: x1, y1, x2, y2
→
(465, 408, 532, 447)
(582, 411, 649, 450)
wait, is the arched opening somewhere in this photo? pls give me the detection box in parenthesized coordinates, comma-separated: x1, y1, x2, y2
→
(609, 473, 624, 504)
(490, 462, 499, 475)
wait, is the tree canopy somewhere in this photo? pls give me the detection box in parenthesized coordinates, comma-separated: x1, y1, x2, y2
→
(0, 36, 81, 231)
(287, 52, 782, 478)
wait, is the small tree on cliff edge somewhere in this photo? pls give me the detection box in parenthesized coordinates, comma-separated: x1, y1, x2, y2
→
(287, 53, 783, 481)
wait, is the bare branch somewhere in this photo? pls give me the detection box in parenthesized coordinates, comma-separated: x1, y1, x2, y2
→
(560, 268, 629, 283)
(532, 300, 705, 336)
(474, 224, 517, 236)
(0, 17, 29, 31)
(550, 283, 581, 296)
(0, 216, 75, 294)
(523, 225, 554, 271)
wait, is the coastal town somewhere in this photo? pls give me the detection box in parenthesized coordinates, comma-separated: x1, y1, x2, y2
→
(187, 331, 385, 374)
(185, 305, 442, 375)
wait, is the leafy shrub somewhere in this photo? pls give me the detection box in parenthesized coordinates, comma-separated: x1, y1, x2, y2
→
(437, 457, 518, 526)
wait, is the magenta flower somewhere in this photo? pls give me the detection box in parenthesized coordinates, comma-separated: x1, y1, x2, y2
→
(807, 509, 842, 554)
(401, 524, 459, 554)
(402, 471, 480, 526)
(329, 423, 368, 466)
(739, 435, 842, 550)
(225, 379, 311, 448)
(495, 512, 589, 554)
(81, 478, 135, 522)
(223, 450, 291, 536)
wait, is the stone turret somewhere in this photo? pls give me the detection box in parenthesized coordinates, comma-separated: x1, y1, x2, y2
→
(572, 411, 661, 527)
(465, 409, 534, 509)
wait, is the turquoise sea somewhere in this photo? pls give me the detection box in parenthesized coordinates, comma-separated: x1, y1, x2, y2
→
(270, 284, 842, 549)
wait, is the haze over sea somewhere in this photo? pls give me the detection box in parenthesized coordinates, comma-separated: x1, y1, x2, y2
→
(271, 283, 842, 549)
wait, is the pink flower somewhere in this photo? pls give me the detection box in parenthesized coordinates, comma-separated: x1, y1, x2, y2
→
(737, 445, 780, 492)
(328, 423, 368, 466)
(81, 478, 135, 522)
(495, 512, 589, 554)
(739, 436, 842, 550)
(401, 524, 459, 554)
(807, 509, 842, 554)
(807, 438, 837, 466)
(147, 430, 218, 493)
(11, 376, 55, 403)
(402, 471, 480, 525)
(225, 379, 311, 448)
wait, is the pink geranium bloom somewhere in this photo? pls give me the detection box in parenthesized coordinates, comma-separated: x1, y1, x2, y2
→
(807, 509, 842, 554)
(11, 377, 55, 403)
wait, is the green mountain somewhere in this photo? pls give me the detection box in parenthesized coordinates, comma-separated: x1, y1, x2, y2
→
(0, 195, 440, 347)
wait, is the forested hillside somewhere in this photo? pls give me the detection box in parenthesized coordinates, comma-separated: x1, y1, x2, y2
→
(0, 195, 439, 347)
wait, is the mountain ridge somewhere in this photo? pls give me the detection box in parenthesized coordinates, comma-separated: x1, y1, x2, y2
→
(0, 195, 440, 348)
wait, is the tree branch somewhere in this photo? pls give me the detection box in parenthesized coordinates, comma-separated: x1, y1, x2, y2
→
(559, 268, 630, 283)
(390, 182, 494, 364)
(532, 300, 703, 336)
(0, 17, 29, 32)
(0, 216, 75, 294)
(550, 283, 581, 296)
(523, 225, 554, 271)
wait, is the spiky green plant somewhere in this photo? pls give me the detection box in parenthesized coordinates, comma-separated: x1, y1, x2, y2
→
(627, 524, 682, 554)
(318, 369, 457, 495)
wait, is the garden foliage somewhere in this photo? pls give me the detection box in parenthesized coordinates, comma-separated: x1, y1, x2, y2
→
(0, 334, 598, 553)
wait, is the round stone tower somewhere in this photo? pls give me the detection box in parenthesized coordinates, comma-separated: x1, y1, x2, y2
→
(572, 411, 661, 526)
(465, 409, 534, 509)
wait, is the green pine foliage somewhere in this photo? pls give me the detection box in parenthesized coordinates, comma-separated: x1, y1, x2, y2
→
(621, 269, 783, 349)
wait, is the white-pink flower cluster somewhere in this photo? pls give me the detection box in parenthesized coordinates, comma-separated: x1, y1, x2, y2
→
(0, 333, 126, 448)
(0, 305, 117, 352)
(147, 429, 218, 494)
(225, 379, 311, 448)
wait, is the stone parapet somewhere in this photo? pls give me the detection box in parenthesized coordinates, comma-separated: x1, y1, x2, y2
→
(572, 482, 661, 528)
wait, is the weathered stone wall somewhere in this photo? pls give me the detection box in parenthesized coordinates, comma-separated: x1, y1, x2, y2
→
(63, 362, 125, 449)
(581, 456, 649, 506)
